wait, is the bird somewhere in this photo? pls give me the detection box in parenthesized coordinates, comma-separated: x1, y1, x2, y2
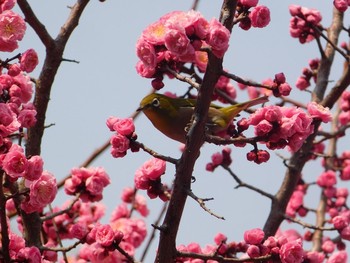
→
(137, 93, 268, 143)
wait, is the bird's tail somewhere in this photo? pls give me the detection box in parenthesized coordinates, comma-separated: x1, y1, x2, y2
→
(224, 95, 269, 121)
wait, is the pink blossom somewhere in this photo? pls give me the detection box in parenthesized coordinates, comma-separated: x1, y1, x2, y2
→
(0, 0, 15, 12)
(136, 37, 157, 69)
(134, 169, 151, 190)
(28, 171, 57, 207)
(135, 60, 156, 78)
(110, 117, 135, 136)
(340, 226, 350, 240)
(12, 73, 33, 103)
(138, 157, 166, 180)
(17, 246, 41, 263)
(239, 0, 259, 8)
(187, 10, 209, 39)
(142, 20, 167, 45)
(244, 228, 265, 245)
(211, 152, 223, 166)
(334, 0, 349, 12)
(25, 155, 43, 181)
(250, 6, 271, 28)
(214, 233, 227, 245)
(279, 239, 304, 263)
(296, 76, 310, 90)
(207, 18, 230, 58)
(1, 144, 27, 180)
(322, 240, 335, 253)
(134, 195, 149, 217)
(317, 170, 337, 188)
(64, 167, 110, 202)
(194, 51, 208, 72)
(20, 49, 39, 73)
(278, 83, 292, 96)
(0, 103, 20, 136)
(247, 245, 260, 258)
(85, 167, 111, 201)
(94, 224, 115, 247)
(327, 251, 348, 263)
(17, 104, 37, 128)
(286, 190, 304, 217)
(111, 217, 147, 248)
(8, 63, 21, 76)
(307, 102, 332, 123)
(9, 232, 25, 258)
(164, 28, 193, 58)
(341, 164, 350, 180)
(70, 223, 89, 240)
(0, 10, 26, 52)
(305, 251, 325, 263)
(110, 134, 129, 158)
(255, 119, 273, 136)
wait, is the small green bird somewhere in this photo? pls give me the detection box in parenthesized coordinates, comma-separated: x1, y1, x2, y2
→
(138, 93, 268, 143)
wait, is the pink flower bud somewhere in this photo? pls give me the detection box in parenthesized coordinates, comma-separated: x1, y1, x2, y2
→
(249, 6, 271, 28)
(244, 228, 265, 245)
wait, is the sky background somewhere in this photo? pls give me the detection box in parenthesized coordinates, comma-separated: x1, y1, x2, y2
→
(11, 0, 350, 261)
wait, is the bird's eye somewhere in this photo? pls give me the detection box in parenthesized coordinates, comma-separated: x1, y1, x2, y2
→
(152, 98, 160, 108)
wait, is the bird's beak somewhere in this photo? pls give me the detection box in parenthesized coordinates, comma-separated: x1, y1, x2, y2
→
(136, 106, 143, 112)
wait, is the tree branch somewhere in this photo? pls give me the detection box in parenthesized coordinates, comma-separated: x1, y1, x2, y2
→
(156, 1, 238, 262)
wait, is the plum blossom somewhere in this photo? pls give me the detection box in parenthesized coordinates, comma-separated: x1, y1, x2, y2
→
(289, 5, 322, 44)
(64, 167, 111, 202)
(20, 49, 39, 73)
(244, 228, 265, 245)
(1, 144, 27, 180)
(249, 6, 271, 28)
(136, 10, 230, 80)
(307, 102, 332, 123)
(279, 239, 304, 263)
(21, 171, 57, 213)
(0, 10, 26, 52)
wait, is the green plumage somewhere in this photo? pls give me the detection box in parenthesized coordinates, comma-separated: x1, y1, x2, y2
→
(138, 93, 268, 143)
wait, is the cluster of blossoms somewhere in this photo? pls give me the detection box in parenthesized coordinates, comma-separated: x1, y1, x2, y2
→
(206, 147, 232, 172)
(41, 187, 149, 262)
(338, 91, 350, 126)
(135, 10, 230, 88)
(295, 58, 320, 90)
(237, 72, 292, 100)
(64, 166, 111, 202)
(107, 117, 138, 158)
(289, 5, 322, 44)
(333, 0, 350, 12)
(244, 102, 331, 152)
(176, 228, 348, 263)
(134, 157, 169, 200)
(236, 0, 271, 30)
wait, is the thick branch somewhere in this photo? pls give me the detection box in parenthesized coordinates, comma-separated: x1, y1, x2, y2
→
(156, 1, 238, 262)
(17, 0, 91, 248)
(263, 7, 344, 237)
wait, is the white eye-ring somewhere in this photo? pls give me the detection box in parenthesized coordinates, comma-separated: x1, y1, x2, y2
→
(152, 98, 160, 107)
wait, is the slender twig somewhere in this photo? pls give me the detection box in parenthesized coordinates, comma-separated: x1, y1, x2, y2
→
(187, 189, 225, 220)
(221, 165, 275, 200)
(284, 214, 335, 231)
(221, 71, 273, 90)
(0, 172, 10, 262)
(165, 65, 201, 89)
(131, 140, 179, 164)
(40, 195, 80, 222)
(177, 251, 274, 262)
(312, 25, 349, 61)
(139, 202, 168, 262)
(115, 245, 138, 263)
(41, 240, 81, 252)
